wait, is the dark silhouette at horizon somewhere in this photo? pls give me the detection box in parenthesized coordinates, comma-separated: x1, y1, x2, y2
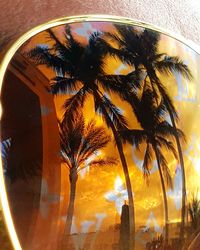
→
(120, 201, 130, 250)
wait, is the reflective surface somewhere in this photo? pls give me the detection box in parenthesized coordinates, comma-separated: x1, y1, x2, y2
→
(0, 208, 12, 250)
(1, 18, 200, 250)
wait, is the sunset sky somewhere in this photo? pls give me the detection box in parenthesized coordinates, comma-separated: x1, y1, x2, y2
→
(19, 21, 200, 246)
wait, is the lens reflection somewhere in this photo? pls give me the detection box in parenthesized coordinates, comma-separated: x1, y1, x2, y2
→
(1, 20, 200, 250)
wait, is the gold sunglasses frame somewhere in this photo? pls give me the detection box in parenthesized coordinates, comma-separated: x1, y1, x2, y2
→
(0, 14, 200, 250)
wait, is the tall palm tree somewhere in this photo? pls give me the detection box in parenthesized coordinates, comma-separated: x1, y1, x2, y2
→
(101, 24, 192, 244)
(26, 26, 136, 249)
(120, 87, 184, 245)
(59, 111, 115, 237)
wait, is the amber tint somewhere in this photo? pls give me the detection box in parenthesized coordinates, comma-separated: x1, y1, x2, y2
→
(1, 20, 200, 250)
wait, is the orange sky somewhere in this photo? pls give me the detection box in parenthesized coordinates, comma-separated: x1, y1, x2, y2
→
(19, 21, 200, 242)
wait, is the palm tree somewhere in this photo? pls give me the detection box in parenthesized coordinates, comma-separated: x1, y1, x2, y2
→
(59, 111, 115, 237)
(26, 26, 136, 249)
(188, 193, 200, 233)
(120, 87, 184, 245)
(101, 24, 192, 243)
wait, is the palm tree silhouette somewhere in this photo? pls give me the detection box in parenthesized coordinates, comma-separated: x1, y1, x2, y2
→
(120, 87, 184, 245)
(101, 24, 192, 243)
(26, 26, 136, 249)
(188, 193, 200, 233)
(59, 110, 115, 238)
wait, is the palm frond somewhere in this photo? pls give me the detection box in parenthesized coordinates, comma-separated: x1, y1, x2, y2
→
(140, 29, 160, 57)
(155, 100, 167, 118)
(151, 53, 167, 62)
(46, 29, 70, 60)
(78, 121, 111, 164)
(142, 143, 153, 181)
(156, 82, 179, 121)
(59, 125, 71, 155)
(88, 31, 103, 49)
(156, 136, 178, 160)
(25, 45, 66, 73)
(48, 26, 84, 75)
(119, 129, 147, 150)
(64, 25, 84, 52)
(94, 92, 128, 130)
(113, 24, 141, 54)
(136, 87, 164, 128)
(98, 70, 142, 96)
(60, 150, 71, 169)
(59, 109, 113, 171)
(50, 76, 79, 95)
(156, 146, 173, 188)
(156, 121, 186, 142)
(105, 31, 125, 47)
(62, 87, 88, 121)
(155, 56, 193, 80)
(188, 193, 200, 230)
(78, 156, 116, 172)
(98, 35, 135, 65)
(59, 113, 85, 162)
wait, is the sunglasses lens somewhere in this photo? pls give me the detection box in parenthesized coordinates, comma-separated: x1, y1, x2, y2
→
(1, 19, 200, 250)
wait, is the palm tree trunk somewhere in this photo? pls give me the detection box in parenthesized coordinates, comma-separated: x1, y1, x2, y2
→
(112, 126, 135, 250)
(94, 91, 135, 250)
(165, 101, 186, 247)
(149, 71, 186, 247)
(64, 168, 78, 237)
(154, 145, 169, 246)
